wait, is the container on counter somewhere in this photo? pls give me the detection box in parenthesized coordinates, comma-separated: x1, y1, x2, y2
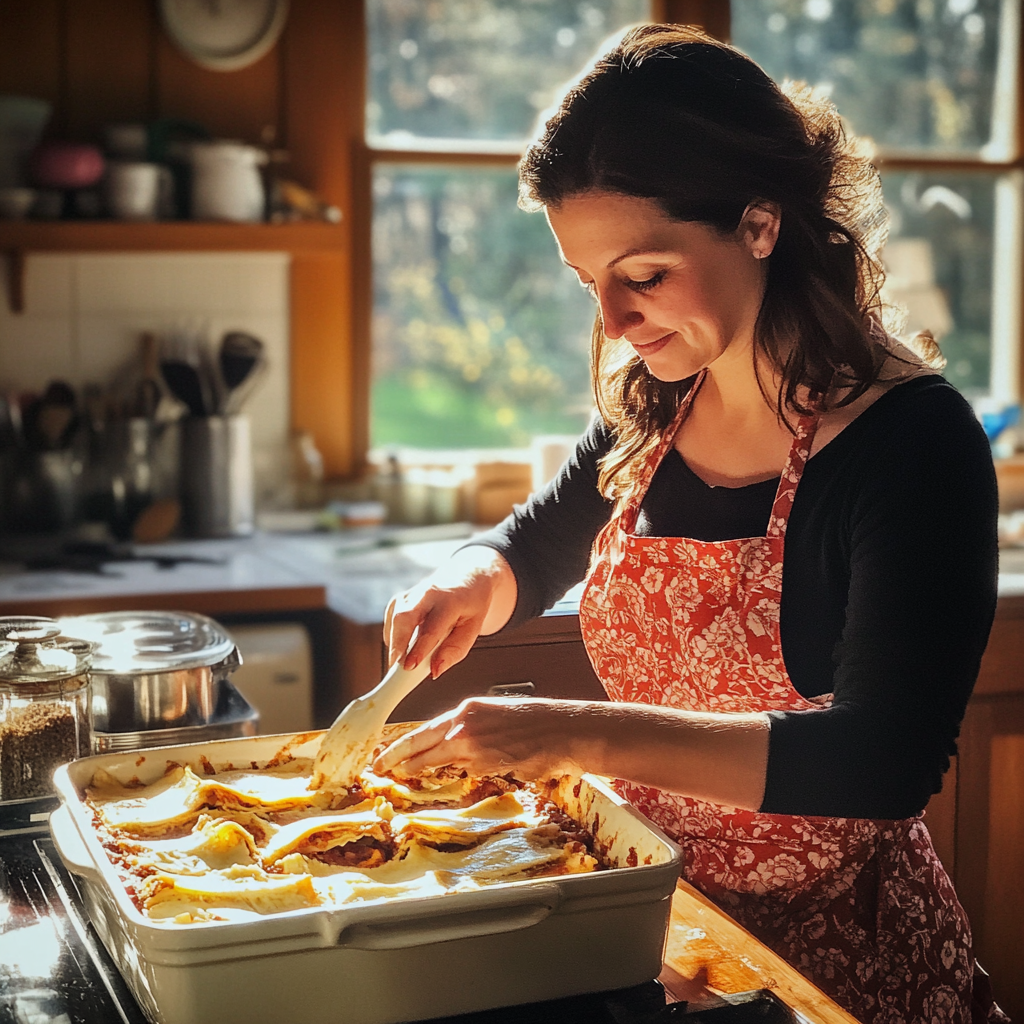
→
(57, 611, 242, 738)
(0, 617, 93, 801)
(180, 415, 255, 537)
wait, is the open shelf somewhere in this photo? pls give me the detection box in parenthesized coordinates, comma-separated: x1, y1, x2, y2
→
(0, 220, 346, 312)
(0, 219, 345, 253)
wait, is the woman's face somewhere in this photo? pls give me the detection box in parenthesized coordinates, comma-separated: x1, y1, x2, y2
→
(546, 191, 772, 382)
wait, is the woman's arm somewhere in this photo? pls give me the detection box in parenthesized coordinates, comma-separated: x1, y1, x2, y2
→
(375, 697, 771, 811)
(762, 381, 999, 818)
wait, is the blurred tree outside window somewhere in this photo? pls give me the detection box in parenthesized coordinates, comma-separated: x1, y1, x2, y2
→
(732, 0, 1021, 402)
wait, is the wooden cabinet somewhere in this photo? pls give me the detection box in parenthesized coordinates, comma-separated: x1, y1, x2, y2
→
(336, 610, 607, 723)
(942, 599, 1024, 1021)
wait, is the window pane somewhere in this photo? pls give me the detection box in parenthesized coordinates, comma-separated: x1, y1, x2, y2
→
(880, 172, 999, 395)
(367, 0, 651, 146)
(731, 0, 1016, 157)
(372, 166, 595, 449)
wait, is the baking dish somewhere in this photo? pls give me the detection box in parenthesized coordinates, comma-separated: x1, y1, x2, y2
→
(50, 731, 682, 1024)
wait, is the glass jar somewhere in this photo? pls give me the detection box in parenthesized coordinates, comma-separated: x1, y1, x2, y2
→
(0, 616, 93, 801)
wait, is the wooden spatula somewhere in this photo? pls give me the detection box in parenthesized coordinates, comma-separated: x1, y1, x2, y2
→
(310, 650, 433, 790)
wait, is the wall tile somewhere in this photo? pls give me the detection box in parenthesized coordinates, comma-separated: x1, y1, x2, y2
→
(0, 316, 76, 391)
(21, 254, 74, 315)
(75, 252, 290, 314)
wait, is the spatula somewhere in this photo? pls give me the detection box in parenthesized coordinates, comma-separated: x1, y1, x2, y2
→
(310, 649, 433, 790)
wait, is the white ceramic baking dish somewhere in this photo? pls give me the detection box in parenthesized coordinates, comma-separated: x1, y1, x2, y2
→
(50, 731, 682, 1024)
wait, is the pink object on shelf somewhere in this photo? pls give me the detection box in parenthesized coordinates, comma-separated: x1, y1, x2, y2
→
(30, 140, 105, 190)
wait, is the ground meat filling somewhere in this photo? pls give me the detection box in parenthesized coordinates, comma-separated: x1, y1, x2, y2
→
(307, 835, 397, 868)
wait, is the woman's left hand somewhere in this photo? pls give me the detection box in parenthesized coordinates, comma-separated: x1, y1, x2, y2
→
(373, 697, 591, 781)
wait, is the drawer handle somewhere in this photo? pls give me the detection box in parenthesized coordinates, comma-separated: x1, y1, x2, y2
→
(486, 681, 535, 697)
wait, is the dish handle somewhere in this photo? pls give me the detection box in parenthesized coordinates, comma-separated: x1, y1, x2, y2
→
(49, 803, 105, 885)
(331, 884, 562, 950)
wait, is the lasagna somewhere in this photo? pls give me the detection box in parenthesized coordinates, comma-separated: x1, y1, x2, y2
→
(84, 757, 604, 925)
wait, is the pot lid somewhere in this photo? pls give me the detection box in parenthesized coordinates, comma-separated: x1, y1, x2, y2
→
(57, 611, 237, 675)
(0, 616, 93, 684)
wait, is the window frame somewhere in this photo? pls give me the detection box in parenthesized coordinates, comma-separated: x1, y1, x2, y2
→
(345, 0, 1024, 474)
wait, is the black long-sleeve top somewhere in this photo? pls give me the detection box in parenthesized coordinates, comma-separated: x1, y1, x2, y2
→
(475, 376, 999, 819)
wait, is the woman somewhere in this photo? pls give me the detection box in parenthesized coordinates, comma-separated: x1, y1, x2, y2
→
(375, 25, 1002, 1024)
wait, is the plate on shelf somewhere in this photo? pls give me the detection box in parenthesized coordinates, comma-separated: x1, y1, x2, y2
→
(159, 0, 289, 72)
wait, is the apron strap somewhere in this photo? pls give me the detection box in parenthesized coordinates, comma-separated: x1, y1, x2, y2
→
(620, 370, 706, 533)
(618, 369, 822, 540)
(766, 411, 820, 540)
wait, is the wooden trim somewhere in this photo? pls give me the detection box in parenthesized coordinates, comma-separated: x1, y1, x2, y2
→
(657, 0, 731, 39)
(875, 157, 1024, 173)
(0, 585, 327, 619)
(283, 0, 364, 478)
(350, 140, 373, 475)
(0, 221, 346, 252)
(367, 148, 521, 166)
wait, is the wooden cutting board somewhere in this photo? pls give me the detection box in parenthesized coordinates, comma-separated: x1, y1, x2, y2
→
(659, 880, 861, 1023)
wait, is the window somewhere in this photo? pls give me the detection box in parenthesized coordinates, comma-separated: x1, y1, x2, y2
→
(367, 0, 652, 452)
(364, 0, 1022, 460)
(731, 0, 1022, 404)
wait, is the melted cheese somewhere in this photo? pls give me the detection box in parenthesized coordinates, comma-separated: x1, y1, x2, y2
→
(87, 762, 602, 924)
(392, 792, 545, 846)
(123, 816, 259, 875)
(261, 800, 390, 865)
(143, 867, 319, 918)
(89, 765, 321, 835)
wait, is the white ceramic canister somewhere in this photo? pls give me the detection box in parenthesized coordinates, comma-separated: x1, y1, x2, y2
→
(188, 141, 266, 222)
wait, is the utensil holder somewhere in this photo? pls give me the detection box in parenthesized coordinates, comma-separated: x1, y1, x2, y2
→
(180, 416, 253, 537)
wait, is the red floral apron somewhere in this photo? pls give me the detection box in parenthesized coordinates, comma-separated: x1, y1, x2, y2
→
(579, 372, 978, 1024)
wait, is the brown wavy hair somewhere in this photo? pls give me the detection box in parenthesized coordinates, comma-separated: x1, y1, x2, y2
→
(518, 24, 936, 503)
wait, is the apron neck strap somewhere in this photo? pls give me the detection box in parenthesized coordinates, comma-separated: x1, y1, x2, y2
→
(621, 371, 706, 532)
(620, 370, 821, 538)
(766, 411, 820, 540)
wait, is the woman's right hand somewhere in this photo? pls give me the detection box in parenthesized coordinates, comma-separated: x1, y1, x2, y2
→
(384, 546, 518, 680)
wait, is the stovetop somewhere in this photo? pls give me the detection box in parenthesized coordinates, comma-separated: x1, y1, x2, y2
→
(0, 801, 791, 1024)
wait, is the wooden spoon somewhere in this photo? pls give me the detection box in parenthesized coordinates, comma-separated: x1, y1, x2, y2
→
(310, 650, 432, 790)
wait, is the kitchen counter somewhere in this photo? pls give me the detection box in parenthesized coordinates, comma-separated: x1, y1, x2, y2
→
(1, 528, 1021, 621)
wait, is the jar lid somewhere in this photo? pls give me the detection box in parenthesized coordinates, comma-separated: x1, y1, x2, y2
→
(57, 611, 237, 675)
(0, 616, 93, 684)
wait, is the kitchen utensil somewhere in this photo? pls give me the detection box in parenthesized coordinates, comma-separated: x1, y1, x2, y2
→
(160, 331, 213, 416)
(58, 611, 240, 735)
(30, 140, 105, 190)
(311, 642, 432, 789)
(104, 160, 169, 221)
(132, 332, 163, 419)
(218, 330, 265, 412)
(50, 730, 681, 1024)
(23, 381, 77, 450)
(180, 415, 254, 537)
(187, 140, 266, 222)
(131, 496, 181, 543)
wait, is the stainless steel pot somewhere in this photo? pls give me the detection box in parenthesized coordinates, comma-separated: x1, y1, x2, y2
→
(58, 611, 240, 733)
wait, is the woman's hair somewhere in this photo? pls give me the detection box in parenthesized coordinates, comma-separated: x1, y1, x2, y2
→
(519, 24, 938, 503)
